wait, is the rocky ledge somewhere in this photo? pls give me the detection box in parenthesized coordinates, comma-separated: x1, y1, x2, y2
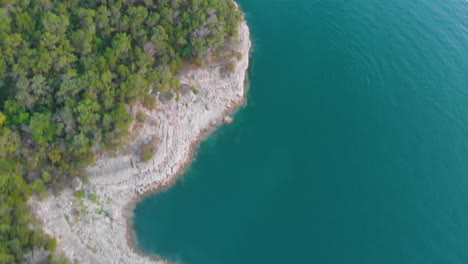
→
(30, 20, 251, 264)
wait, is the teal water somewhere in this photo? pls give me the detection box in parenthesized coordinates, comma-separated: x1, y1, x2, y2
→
(133, 0, 468, 263)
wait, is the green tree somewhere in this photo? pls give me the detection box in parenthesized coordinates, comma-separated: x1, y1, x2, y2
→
(30, 112, 56, 144)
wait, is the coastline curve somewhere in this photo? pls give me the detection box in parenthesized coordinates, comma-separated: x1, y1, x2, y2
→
(31, 19, 251, 264)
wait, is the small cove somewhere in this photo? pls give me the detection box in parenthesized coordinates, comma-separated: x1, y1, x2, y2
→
(133, 0, 468, 263)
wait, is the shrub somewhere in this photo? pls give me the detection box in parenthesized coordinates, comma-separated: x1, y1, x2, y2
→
(38, 190, 48, 201)
(141, 135, 160, 161)
(235, 51, 243, 61)
(0, 112, 5, 126)
(142, 94, 157, 110)
(31, 179, 45, 194)
(136, 111, 146, 123)
(49, 252, 70, 264)
(225, 61, 236, 74)
(41, 171, 51, 183)
(45, 238, 57, 251)
(192, 86, 200, 95)
(88, 193, 98, 203)
(74, 190, 84, 199)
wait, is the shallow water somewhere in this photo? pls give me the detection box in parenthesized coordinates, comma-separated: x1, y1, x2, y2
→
(133, 0, 468, 263)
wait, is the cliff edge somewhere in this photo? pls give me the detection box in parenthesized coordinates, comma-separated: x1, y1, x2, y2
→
(31, 20, 251, 264)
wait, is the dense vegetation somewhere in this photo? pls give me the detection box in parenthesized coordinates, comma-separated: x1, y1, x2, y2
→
(0, 0, 241, 262)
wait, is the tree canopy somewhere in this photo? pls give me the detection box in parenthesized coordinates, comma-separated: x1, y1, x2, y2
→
(0, 0, 242, 262)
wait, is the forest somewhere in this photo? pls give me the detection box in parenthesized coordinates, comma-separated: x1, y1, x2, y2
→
(0, 0, 241, 262)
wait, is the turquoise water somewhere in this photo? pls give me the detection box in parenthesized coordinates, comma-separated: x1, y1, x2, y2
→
(133, 0, 468, 263)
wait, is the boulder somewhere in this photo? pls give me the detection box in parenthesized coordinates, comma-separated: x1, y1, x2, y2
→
(210, 120, 217, 126)
(105, 207, 119, 220)
(71, 177, 82, 191)
(180, 84, 192, 96)
(223, 116, 233, 124)
(158, 91, 175, 104)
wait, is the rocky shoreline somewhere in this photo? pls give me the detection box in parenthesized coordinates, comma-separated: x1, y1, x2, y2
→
(31, 20, 251, 264)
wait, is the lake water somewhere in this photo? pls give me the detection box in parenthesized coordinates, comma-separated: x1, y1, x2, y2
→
(132, 0, 468, 263)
